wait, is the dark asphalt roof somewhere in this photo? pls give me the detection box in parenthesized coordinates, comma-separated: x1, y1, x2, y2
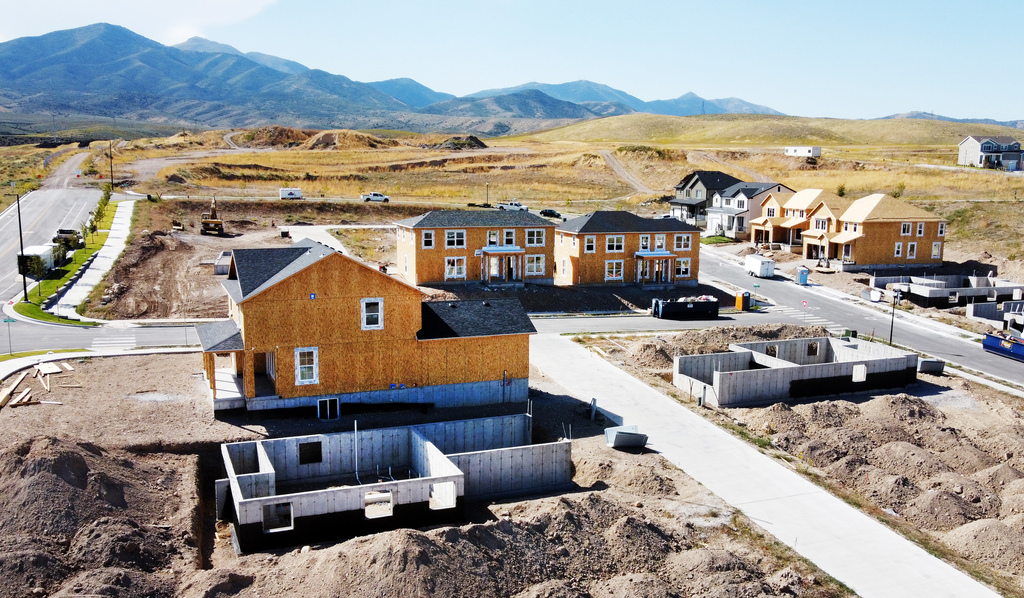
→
(395, 210, 556, 228)
(716, 182, 780, 198)
(965, 135, 1019, 145)
(196, 319, 243, 352)
(228, 238, 335, 301)
(418, 299, 536, 340)
(556, 211, 701, 234)
(674, 170, 743, 191)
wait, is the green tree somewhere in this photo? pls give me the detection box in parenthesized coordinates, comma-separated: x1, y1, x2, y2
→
(836, 183, 846, 197)
(25, 256, 47, 296)
(891, 181, 907, 199)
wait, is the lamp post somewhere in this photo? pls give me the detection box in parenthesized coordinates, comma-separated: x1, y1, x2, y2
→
(486, 182, 490, 207)
(4, 183, 28, 302)
(889, 289, 902, 345)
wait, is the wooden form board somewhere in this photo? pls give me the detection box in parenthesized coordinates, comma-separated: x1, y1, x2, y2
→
(35, 363, 62, 375)
(0, 371, 29, 408)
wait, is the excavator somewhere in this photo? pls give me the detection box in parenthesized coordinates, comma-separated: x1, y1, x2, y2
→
(200, 196, 224, 235)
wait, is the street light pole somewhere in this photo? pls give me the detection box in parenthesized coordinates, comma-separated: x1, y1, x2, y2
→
(486, 182, 489, 206)
(4, 184, 28, 301)
(889, 290, 901, 345)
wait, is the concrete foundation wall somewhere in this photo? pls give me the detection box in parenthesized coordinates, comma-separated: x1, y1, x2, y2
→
(415, 414, 531, 454)
(730, 337, 835, 366)
(968, 301, 1024, 326)
(449, 440, 572, 497)
(673, 351, 758, 385)
(245, 377, 529, 411)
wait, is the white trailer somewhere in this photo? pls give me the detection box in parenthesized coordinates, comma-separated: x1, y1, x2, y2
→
(279, 187, 303, 199)
(784, 146, 821, 157)
(745, 254, 775, 278)
(22, 244, 56, 272)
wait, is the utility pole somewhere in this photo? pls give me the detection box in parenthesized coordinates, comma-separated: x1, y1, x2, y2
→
(4, 183, 28, 302)
(108, 140, 114, 186)
(889, 289, 901, 345)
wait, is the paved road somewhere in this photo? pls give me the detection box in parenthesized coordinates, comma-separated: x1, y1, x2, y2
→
(701, 247, 1024, 387)
(531, 333, 1000, 598)
(531, 311, 787, 334)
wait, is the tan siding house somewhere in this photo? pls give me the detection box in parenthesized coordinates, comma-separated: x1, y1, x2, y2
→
(830, 194, 947, 271)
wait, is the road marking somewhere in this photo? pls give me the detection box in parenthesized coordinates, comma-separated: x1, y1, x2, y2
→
(91, 335, 136, 351)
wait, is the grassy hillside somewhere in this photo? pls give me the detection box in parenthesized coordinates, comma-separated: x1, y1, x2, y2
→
(519, 113, 1024, 146)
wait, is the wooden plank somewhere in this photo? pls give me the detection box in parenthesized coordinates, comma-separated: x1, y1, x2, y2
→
(0, 371, 30, 408)
(11, 389, 31, 406)
(61, 362, 74, 371)
(35, 363, 61, 375)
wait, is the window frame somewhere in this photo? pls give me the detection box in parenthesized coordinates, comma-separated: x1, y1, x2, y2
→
(504, 229, 515, 246)
(526, 229, 546, 247)
(606, 235, 624, 253)
(938, 222, 946, 237)
(295, 347, 319, 386)
(932, 241, 942, 259)
(675, 257, 691, 278)
(767, 207, 776, 218)
(444, 256, 466, 280)
(445, 229, 466, 249)
(525, 255, 545, 276)
(814, 218, 828, 231)
(604, 259, 624, 281)
(360, 297, 383, 330)
(655, 234, 666, 250)
(487, 230, 499, 246)
(894, 242, 902, 258)
(584, 235, 596, 253)
(639, 234, 650, 251)
(916, 222, 925, 237)
(907, 242, 917, 259)
(421, 230, 434, 249)
(901, 222, 912, 236)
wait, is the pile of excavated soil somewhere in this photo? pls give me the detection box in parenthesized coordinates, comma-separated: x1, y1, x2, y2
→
(301, 129, 400, 150)
(0, 437, 198, 598)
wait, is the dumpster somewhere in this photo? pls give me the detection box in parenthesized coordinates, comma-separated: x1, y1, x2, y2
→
(652, 297, 719, 320)
(735, 291, 751, 311)
(796, 266, 809, 285)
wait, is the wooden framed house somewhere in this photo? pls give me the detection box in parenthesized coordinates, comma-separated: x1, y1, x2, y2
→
(830, 194, 947, 271)
(394, 211, 556, 286)
(749, 192, 794, 244)
(553, 211, 701, 288)
(196, 239, 536, 414)
(799, 196, 855, 260)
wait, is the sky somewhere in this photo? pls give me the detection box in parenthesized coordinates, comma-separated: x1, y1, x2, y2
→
(1, 0, 1021, 121)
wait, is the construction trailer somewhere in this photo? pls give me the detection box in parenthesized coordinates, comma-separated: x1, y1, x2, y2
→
(216, 413, 573, 552)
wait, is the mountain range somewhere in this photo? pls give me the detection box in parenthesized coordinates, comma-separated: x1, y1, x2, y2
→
(0, 23, 1018, 136)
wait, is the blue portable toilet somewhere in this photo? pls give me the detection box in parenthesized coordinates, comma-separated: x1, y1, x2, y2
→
(796, 266, 809, 285)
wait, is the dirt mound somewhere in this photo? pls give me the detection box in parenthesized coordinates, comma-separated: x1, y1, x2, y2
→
(903, 490, 974, 530)
(239, 125, 316, 147)
(869, 441, 951, 482)
(301, 129, 400, 150)
(998, 479, 1024, 518)
(861, 472, 921, 511)
(972, 463, 1024, 489)
(628, 338, 674, 370)
(944, 519, 1024, 572)
(935, 445, 998, 476)
(588, 573, 676, 598)
(428, 136, 488, 150)
(98, 231, 196, 318)
(743, 402, 807, 436)
(918, 472, 999, 520)
(69, 517, 175, 572)
(858, 393, 945, 424)
(51, 567, 176, 598)
(793, 401, 860, 430)
(657, 324, 829, 356)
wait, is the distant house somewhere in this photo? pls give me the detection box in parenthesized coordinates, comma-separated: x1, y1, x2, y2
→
(750, 189, 841, 250)
(705, 182, 794, 240)
(553, 211, 700, 288)
(195, 239, 535, 414)
(394, 211, 556, 286)
(800, 196, 856, 260)
(785, 146, 821, 158)
(669, 171, 743, 225)
(958, 136, 1021, 171)
(748, 192, 793, 245)
(830, 194, 947, 271)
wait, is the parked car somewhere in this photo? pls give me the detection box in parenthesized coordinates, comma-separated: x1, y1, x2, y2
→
(655, 213, 675, 219)
(540, 209, 561, 218)
(497, 201, 528, 211)
(361, 192, 390, 203)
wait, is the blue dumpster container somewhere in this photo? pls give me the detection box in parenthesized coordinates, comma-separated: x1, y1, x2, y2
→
(796, 266, 809, 285)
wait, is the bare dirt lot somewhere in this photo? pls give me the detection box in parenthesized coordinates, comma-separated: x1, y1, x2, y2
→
(0, 354, 852, 598)
(593, 324, 1024, 596)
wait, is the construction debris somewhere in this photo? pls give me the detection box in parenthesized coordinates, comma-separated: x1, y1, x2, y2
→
(0, 372, 29, 408)
(35, 363, 61, 376)
(62, 362, 75, 371)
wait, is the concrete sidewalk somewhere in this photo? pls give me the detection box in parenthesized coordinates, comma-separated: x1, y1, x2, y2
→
(530, 333, 999, 598)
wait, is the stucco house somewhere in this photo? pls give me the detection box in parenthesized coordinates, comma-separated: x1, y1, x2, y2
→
(195, 238, 536, 414)
(553, 211, 700, 287)
(669, 171, 743, 225)
(705, 182, 794, 240)
(958, 136, 1021, 171)
(829, 194, 947, 271)
(394, 211, 556, 286)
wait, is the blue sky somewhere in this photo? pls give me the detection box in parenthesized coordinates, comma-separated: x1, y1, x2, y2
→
(2, 0, 1021, 121)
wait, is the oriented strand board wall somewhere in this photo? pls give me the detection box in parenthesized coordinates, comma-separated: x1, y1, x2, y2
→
(402, 225, 555, 285)
(555, 231, 699, 286)
(848, 221, 945, 267)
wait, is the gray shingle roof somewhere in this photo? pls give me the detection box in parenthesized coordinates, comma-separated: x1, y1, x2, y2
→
(395, 210, 556, 229)
(556, 211, 701, 234)
(419, 299, 536, 339)
(965, 135, 1019, 145)
(228, 238, 335, 301)
(196, 319, 243, 352)
(674, 170, 743, 191)
(716, 182, 780, 198)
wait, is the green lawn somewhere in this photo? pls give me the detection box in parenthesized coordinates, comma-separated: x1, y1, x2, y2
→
(700, 235, 735, 245)
(12, 230, 109, 326)
(0, 349, 89, 363)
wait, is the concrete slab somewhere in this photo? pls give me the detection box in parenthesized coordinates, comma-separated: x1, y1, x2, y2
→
(530, 333, 999, 598)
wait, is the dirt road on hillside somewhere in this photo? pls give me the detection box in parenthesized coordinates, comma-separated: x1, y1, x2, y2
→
(689, 150, 774, 182)
(599, 150, 654, 194)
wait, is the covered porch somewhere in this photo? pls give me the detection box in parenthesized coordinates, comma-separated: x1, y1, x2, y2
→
(196, 319, 278, 411)
(634, 250, 677, 288)
(479, 246, 525, 286)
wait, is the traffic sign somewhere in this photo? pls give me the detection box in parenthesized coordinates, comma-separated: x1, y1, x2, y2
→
(3, 318, 15, 323)
(802, 300, 808, 307)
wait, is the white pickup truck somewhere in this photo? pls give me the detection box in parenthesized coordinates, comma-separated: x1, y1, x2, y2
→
(361, 192, 390, 203)
(497, 201, 528, 211)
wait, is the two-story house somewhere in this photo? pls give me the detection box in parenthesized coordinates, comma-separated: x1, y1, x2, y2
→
(195, 238, 536, 414)
(829, 194, 947, 271)
(394, 211, 556, 286)
(748, 192, 794, 244)
(799, 196, 856, 260)
(958, 136, 1021, 171)
(668, 170, 743, 225)
(553, 211, 700, 288)
(705, 182, 794, 240)
(768, 189, 844, 251)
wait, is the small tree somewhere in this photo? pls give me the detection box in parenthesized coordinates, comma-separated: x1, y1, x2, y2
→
(836, 183, 846, 197)
(891, 181, 907, 199)
(25, 256, 47, 297)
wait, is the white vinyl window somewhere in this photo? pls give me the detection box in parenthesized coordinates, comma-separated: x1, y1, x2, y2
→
(767, 207, 776, 218)
(639, 235, 650, 251)
(604, 260, 624, 281)
(916, 222, 925, 237)
(815, 218, 828, 231)
(504, 229, 515, 245)
(403, 255, 408, 273)
(445, 230, 466, 248)
(422, 230, 434, 249)
(938, 222, 946, 236)
(932, 242, 942, 259)
(901, 222, 912, 236)
(737, 200, 745, 209)
(675, 258, 691, 278)
(525, 255, 545, 276)
(894, 242, 902, 257)
(907, 242, 917, 259)
(606, 235, 624, 252)
(526, 229, 546, 247)
(655, 234, 666, 250)
(444, 257, 466, 279)
(295, 347, 319, 386)
(361, 298, 383, 330)
(487, 230, 499, 246)
(584, 235, 595, 253)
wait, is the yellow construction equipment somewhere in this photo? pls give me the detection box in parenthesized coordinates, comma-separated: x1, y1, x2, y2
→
(201, 197, 224, 235)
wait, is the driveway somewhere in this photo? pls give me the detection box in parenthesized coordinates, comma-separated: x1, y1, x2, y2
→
(530, 333, 999, 598)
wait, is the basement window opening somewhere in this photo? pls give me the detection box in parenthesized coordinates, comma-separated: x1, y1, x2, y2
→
(299, 441, 323, 465)
(318, 398, 339, 420)
(766, 345, 778, 358)
(364, 491, 394, 519)
(807, 342, 819, 357)
(263, 502, 293, 533)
